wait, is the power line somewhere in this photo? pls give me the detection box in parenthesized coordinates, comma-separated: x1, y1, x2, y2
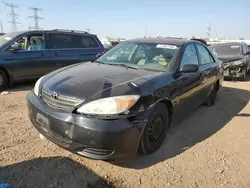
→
(2, 2, 20, 31)
(28, 7, 43, 30)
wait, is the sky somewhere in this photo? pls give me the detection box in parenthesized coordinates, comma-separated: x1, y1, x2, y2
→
(0, 0, 249, 39)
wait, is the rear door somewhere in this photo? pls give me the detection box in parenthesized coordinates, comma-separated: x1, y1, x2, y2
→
(4, 32, 51, 80)
(195, 43, 218, 100)
(47, 33, 81, 71)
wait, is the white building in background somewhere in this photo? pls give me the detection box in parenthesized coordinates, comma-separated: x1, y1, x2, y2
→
(208, 39, 250, 46)
(100, 37, 131, 45)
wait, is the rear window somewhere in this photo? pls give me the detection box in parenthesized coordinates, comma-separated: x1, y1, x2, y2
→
(75, 35, 99, 48)
(48, 34, 75, 49)
(48, 33, 99, 49)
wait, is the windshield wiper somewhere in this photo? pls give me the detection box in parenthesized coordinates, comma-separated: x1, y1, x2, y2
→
(107, 63, 139, 70)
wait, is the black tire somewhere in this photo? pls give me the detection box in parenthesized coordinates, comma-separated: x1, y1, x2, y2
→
(239, 67, 247, 81)
(203, 84, 218, 107)
(139, 103, 169, 154)
(0, 69, 8, 91)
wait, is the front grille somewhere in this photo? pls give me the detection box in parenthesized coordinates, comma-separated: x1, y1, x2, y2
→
(42, 89, 83, 109)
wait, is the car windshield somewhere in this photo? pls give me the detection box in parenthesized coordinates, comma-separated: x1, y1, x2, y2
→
(0, 32, 21, 47)
(96, 42, 179, 72)
(212, 43, 242, 56)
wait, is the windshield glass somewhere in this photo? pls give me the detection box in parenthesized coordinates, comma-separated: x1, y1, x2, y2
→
(212, 43, 242, 56)
(97, 42, 179, 72)
(0, 32, 20, 47)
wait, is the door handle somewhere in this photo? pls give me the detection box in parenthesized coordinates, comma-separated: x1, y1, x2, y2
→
(40, 53, 45, 57)
(54, 52, 59, 56)
(200, 72, 208, 84)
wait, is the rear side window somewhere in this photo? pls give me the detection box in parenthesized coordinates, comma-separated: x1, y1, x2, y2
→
(75, 35, 99, 48)
(243, 44, 248, 54)
(196, 44, 215, 65)
(48, 33, 75, 49)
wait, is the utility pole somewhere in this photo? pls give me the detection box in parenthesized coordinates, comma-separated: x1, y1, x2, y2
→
(0, 20, 3, 33)
(207, 21, 211, 40)
(144, 27, 147, 38)
(86, 28, 91, 33)
(28, 7, 43, 30)
(2, 2, 20, 31)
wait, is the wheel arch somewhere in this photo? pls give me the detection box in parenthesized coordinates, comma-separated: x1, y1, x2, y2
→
(158, 98, 174, 127)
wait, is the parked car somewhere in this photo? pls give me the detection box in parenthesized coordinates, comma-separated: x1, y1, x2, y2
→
(27, 38, 224, 162)
(0, 29, 104, 90)
(210, 42, 250, 80)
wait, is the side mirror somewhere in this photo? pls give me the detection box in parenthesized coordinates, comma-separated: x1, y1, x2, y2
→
(244, 51, 250, 56)
(10, 43, 21, 51)
(179, 64, 199, 73)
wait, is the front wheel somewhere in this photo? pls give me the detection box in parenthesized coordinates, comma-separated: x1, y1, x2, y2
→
(139, 103, 169, 154)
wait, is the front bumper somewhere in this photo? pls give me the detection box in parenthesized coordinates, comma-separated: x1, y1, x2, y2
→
(27, 92, 146, 163)
(224, 64, 246, 78)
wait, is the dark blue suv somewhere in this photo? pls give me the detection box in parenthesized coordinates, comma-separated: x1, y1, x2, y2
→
(0, 29, 104, 90)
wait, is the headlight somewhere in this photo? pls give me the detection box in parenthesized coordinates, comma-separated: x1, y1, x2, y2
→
(232, 61, 243, 66)
(77, 95, 140, 115)
(34, 76, 44, 96)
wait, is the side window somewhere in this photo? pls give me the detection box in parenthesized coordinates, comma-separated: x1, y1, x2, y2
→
(76, 35, 99, 48)
(5, 34, 45, 51)
(48, 34, 74, 49)
(180, 44, 199, 66)
(244, 44, 249, 53)
(242, 44, 246, 54)
(196, 44, 214, 65)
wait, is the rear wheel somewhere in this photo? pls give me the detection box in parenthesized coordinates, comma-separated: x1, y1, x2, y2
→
(139, 103, 169, 154)
(0, 69, 8, 91)
(203, 84, 218, 107)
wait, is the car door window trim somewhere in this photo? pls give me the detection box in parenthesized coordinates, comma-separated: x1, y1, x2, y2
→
(47, 32, 101, 50)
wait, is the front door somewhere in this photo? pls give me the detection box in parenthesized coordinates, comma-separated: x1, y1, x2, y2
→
(4, 33, 51, 80)
(171, 43, 204, 122)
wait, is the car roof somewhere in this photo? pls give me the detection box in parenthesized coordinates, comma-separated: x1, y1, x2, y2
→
(125, 37, 188, 46)
(11, 29, 97, 37)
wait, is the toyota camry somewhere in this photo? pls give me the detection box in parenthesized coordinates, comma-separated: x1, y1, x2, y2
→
(27, 37, 224, 162)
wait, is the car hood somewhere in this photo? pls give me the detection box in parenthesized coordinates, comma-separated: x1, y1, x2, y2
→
(217, 55, 244, 63)
(43, 62, 163, 101)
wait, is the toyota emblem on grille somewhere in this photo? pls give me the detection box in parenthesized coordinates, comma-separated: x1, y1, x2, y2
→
(51, 92, 59, 100)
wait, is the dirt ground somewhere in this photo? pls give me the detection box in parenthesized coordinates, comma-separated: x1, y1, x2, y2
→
(1, 76, 250, 188)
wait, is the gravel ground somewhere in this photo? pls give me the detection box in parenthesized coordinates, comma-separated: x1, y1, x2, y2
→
(0, 77, 250, 188)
